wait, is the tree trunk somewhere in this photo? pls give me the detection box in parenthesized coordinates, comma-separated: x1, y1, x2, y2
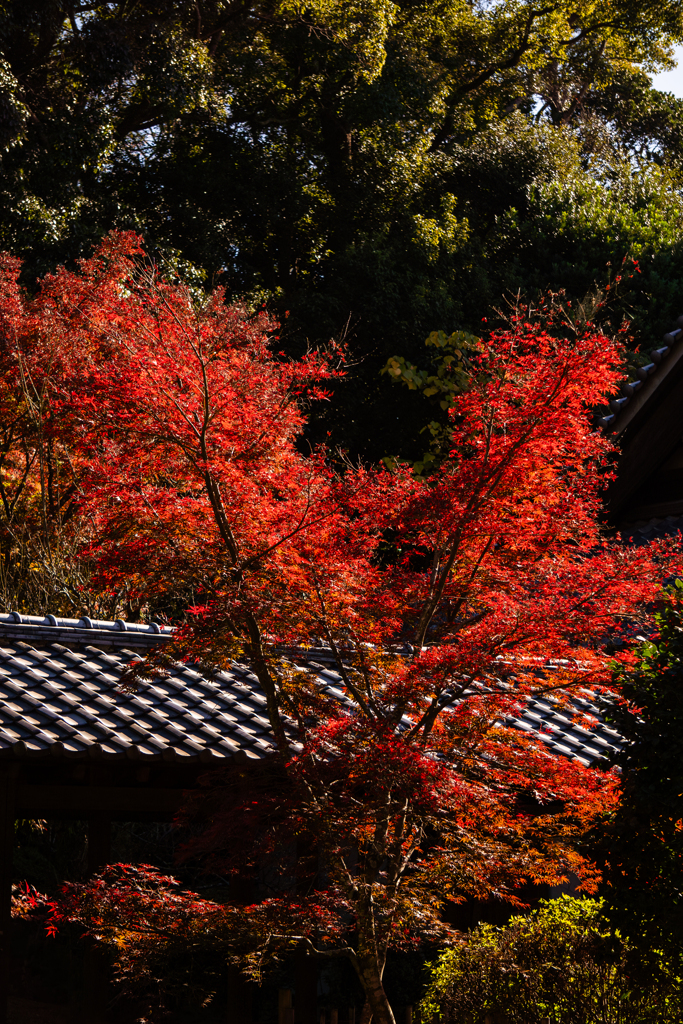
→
(357, 954, 395, 1024)
(353, 891, 394, 1024)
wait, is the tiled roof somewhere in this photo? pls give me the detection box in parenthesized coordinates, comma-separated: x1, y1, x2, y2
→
(621, 514, 683, 545)
(0, 616, 621, 767)
(0, 616, 273, 764)
(503, 689, 622, 767)
(597, 316, 683, 432)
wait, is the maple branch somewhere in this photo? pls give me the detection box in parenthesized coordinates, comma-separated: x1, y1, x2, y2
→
(413, 353, 576, 648)
(407, 675, 473, 743)
(344, 627, 383, 713)
(310, 572, 376, 719)
(447, 535, 495, 624)
(238, 476, 318, 571)
(243, 619, 292, 753)
(265, 933, 359, 966)
(385, 798, 418, 887)
(204, 470, 241, 565)
(240, 471, 375, 573)
(0, 446, 36, 522)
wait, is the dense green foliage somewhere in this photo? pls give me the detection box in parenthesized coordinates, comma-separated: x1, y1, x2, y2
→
(2, 3, 683, 456)
(421, 896, 683, 1024)
(600, 587, 683, 960)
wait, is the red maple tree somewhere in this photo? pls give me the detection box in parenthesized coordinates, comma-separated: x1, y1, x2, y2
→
(7, 234, 677, 1022)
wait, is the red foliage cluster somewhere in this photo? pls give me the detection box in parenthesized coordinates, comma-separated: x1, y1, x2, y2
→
(2, 233, 677, 1023)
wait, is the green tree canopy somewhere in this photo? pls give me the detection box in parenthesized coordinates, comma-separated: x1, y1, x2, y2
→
(422, 897, 683, 1024)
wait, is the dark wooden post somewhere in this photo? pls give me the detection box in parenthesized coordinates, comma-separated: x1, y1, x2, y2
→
(80, 816, 113, 1022)
(294, 947, 318, 1024)
(226, 965, 255, 1024)
(0, 768, 16, 1024)
(278, 989, 294, 1024)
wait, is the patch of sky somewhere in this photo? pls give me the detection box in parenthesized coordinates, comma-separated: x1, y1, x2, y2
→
(651, 45, 683, 98)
